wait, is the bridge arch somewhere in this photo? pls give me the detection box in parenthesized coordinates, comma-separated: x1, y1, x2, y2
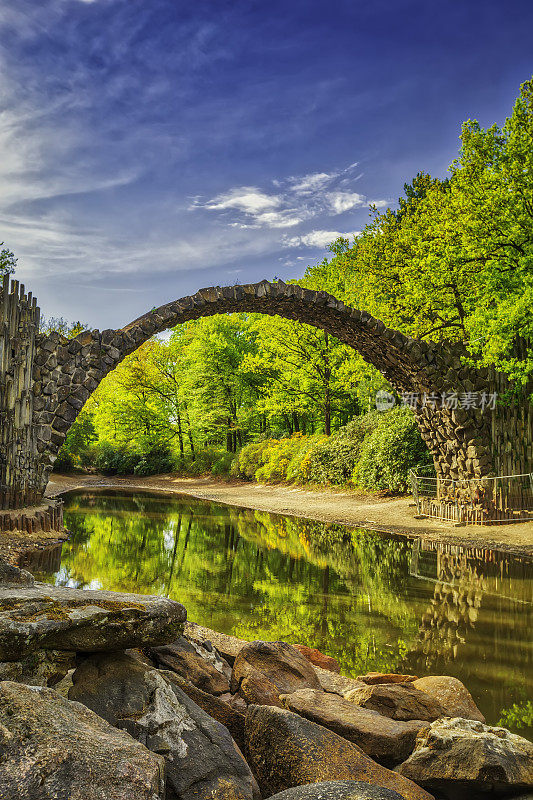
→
(1, 276, 527, 510)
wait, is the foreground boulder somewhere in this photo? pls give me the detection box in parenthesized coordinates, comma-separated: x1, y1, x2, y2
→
(169, 672, 246, 751)
(412, 676, 485, 722)
(185, 621, 246, 665)
(245, 704, 434, 800)
(281, 688, 428, 766)
(395, 717, 533, 797)
(314, 666, 367, 696)
(150, 636, 231, 695)
(268, 781, 416, 800)
(231, 640, 321, 702)
(0, 648, 75, 686)
(345, 683, 446, 722)
(0, 583, 186, 660)
(70, 652, 260, 800)
(0, 680, 165, 799)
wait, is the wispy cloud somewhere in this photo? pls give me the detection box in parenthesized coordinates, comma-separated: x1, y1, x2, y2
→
(192, 162, 386, 231)
(284, 229, 360, 249)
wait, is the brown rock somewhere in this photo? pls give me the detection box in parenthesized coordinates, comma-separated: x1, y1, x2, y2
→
(412, 676, 485, 722)
(313, 666, 367, 696)
(239, 670, 284, 707)
(231, 640, 321, 698)
(345, 683, 446, 722)
(294, 644, 340, 673)
(358, 673, 417, 685)
(395, 717, 533, 796)
(150, 636, 231, 695)
(0, 680, 165, 799)
(281, 688, 429, 766)
(185, 621, 246, 665)
(245, 704, 434, 800)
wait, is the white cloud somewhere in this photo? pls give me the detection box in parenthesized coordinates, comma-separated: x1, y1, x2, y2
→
(284, 229, 360, 249)
(326, 191, 365, 214)
(289, 171, 333, 195)
(204, 187, 281, 214)
(194, 162, 385, 232)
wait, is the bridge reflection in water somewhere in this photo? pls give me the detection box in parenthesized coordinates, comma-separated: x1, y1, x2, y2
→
(32, 490, 532, 738)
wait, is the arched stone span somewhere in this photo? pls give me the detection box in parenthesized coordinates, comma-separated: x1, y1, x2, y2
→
(1, 277, 531, 510)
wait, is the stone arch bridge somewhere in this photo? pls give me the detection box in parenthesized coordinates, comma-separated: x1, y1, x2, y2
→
(1, 275, 531, 516)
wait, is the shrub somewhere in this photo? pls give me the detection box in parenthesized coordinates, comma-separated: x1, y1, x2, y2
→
(307, 413, 380, 485)
(133, 445, 175, 476)
(93, 442, 175, 476)
(175, 447, 227, 476)
(353, 406, 431, 492)
(211, 451, 235, 476)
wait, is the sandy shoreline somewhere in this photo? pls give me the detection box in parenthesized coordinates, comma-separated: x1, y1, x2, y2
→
(47, 473, 533, 557)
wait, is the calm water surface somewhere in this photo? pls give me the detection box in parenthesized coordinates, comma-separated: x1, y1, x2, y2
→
(31, 490, 532, 738)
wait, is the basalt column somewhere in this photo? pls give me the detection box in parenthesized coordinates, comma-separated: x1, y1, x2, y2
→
(0, 276, 63, 535)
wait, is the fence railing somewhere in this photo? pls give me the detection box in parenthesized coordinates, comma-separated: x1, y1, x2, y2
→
(409, 466, 533, 525)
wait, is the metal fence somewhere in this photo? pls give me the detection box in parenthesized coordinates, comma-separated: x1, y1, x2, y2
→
(409, 466, 533, 525)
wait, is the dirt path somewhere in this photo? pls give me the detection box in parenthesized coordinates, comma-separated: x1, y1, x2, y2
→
(48, 473, 533, 557)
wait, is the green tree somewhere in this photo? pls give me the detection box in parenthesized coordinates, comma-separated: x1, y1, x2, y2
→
(306, 77, 533, 386)
(0, 244, 16, 276)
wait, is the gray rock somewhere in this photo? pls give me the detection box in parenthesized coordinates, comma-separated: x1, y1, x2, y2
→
(0, 558, 34, 586)
(70, 651, 260, 800)
(0, 648, 75, 686)
(395, 717, 533, 796)
(268, 781, 409, 800)
(150, 635, 231, 695)
(0, 582, 186, 660)
(281, 688, 428, 766)
(244, 704, 434, 800)
(185, 621, 246, 665)
(0, 680, 165, 799)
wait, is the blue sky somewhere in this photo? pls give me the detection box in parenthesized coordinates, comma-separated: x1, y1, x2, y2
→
(1, 0, 532, 328)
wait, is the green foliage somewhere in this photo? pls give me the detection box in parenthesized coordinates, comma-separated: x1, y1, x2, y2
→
(40, 317, 87, 338)
(498, 701, 533, 731)
(230, 409, 428, 493)
(0, 244, 17, 276)
(306, 413, 380, 484)
(305, 76, 533, 384)
(92, 441, 174, 476)
(54, 412, 96, 472)
(353, 407, 432, 492)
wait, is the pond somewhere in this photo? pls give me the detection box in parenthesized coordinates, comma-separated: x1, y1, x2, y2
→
(30, 489, 533, 739)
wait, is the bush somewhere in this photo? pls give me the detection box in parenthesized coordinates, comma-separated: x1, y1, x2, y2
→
(353, 406, 431, 492)
(93, 442, 175, 476)
(307, 413, 380, 485)
(175, 447, 227, 476)
(211, 451, 235, 476)
(133, 445, 175, 476)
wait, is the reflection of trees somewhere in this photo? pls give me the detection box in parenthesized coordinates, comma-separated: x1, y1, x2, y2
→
(51, 491, 532, 734)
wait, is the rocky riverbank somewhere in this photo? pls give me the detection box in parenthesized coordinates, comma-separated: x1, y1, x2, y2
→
(0, 558, 531, 800)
